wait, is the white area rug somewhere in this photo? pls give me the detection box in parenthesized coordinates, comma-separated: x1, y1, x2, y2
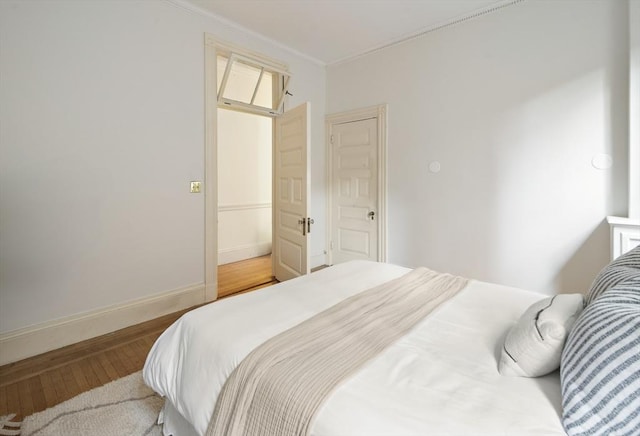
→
(0, 413, 22, 435)
(20, 371, 163, 436)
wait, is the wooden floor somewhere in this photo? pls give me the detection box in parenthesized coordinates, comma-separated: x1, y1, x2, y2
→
(217, 254, 276, 298)
(0, 255, 277, 421)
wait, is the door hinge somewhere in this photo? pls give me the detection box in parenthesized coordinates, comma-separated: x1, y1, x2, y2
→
(330, 134, 334, 144)
(330, 240, 334, 250)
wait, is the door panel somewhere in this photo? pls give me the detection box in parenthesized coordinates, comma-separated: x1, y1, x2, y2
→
(331, 117, 378, 264)
(338, 228, 371, 257)
(274, 103, 310, 281)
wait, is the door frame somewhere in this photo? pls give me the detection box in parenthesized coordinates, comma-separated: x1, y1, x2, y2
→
(204, 34, 218, 302)
(325, 104, 388, 265)
(204, 34, 290, 302)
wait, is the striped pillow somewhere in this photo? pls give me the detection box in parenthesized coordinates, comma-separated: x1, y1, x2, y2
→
(586, 246, 640, 305)
(560, 277, 640, 435)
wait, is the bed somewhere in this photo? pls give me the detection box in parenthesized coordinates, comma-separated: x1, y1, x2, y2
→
(143, 260, 574, 435)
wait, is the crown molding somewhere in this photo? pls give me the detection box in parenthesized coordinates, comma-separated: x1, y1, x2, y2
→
(165, 0, 326, 67)
(167, 0, 525, 69)
(329, 0, 526, 66)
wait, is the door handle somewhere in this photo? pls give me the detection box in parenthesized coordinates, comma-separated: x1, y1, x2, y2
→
(298, 217, 307, 236)
(307, 218, 314, 233)
(368, 211, 375, 221)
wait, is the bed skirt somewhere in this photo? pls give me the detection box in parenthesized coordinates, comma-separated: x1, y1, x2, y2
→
(160, 400, 198, 436)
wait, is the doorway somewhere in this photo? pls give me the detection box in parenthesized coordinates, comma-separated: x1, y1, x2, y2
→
(326, 105, 388, 265)
(217, 108, 274, 297)
(204, 36, 311, 300)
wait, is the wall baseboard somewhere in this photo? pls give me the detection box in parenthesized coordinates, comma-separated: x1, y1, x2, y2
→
(218, 242, 272, 265)
(0, 283, 205, 366)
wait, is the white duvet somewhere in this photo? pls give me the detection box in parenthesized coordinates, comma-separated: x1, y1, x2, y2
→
(143, 261, 566, 435)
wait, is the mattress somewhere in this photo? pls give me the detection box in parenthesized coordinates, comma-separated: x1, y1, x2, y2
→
(143, 260, 566, 435)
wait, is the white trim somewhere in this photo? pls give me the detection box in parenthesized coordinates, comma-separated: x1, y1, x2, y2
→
(218, 242, 272, 265)
(218, 202, 271, 212)
(204, 35, 218, 301)
(211, 38, 289, 73)
(219, 203, 272, 212)
(0, 283, 205, 365)
(379, 105, 388, 263)
(325, 104, 388, 265)
(170, 0, 325, 67)
(328, 0, 525, 66)
(607, 216, 640, 260)
(170, 0, 522, 67)
(629, 0, 640, 218)
(219, 99, 283, 117)
(606, 216, 640, 226)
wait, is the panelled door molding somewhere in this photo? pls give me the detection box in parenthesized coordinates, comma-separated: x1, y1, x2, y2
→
(326, 104, 388, 265)
(274, 102, 311, 281)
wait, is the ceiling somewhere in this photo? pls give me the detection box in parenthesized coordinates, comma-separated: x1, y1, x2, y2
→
(184, 0, 519, 65)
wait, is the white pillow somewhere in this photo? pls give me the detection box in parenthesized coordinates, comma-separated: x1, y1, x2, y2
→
(498, 293, 584, 377)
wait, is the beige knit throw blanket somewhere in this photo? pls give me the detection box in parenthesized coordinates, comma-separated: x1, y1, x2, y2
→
(207, 267, 468, 436)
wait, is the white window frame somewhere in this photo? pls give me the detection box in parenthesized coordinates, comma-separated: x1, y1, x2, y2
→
(216, 50, 291, 117)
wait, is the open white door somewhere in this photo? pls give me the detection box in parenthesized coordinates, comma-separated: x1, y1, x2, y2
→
(273, 102, 311, 281)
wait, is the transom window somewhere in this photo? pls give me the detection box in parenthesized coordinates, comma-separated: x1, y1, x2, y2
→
(216, 51, 290, 117)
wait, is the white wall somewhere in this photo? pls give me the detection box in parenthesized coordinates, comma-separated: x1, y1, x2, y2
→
(218, 109, 272, 265)
(629, 0, 640, 218)
(327, 0, 629, 294)
(0, 0, 326, 341)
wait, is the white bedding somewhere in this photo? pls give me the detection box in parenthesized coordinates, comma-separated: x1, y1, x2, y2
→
(143, 260, 566, 435)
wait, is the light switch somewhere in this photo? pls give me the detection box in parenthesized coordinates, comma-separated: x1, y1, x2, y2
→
(190, 181, 202, 193)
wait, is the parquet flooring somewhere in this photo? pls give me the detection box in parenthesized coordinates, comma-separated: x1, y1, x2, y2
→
(0, 255, 277, 421)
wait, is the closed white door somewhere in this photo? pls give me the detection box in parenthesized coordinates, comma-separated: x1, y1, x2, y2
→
(273, 102, 311, 281)
(330, 117, 378, 264)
